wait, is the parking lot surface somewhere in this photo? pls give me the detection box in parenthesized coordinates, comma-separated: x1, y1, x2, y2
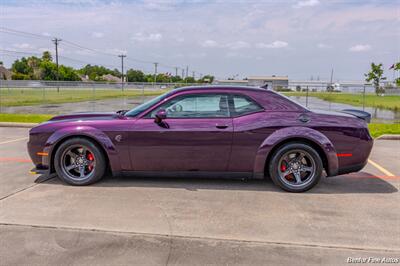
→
(0, 127, 399, 265)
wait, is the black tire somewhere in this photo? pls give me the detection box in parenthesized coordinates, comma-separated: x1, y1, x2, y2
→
(54, 137, 106, 185)
(268, 142, 323, 192)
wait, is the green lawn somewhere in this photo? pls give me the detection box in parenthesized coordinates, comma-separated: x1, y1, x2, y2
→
(0, 88, 168, 107)
(0, 113, 398, 138)
(368, 123, 400, 138)
(0, 113, 53, 123)
(283, 92, 400, 111)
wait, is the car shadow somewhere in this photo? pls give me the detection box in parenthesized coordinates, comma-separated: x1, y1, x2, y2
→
(36, 171, 398, 194)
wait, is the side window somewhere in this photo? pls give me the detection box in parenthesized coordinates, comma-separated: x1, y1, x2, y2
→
(149, 94, 229, 118)
(232, 95, 263, 116)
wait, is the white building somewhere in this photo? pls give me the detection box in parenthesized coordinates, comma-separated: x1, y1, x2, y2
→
(213, 76, 289, 89)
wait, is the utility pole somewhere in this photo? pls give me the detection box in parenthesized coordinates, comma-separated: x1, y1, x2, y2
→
(175, 67, 178, 77)
(153, 62, 158, 83)
(52, 38, 61, 92)
(330, 68, 334, 84)
(118, 54, 126, 91)
(181, 69, 184, 78)
(186, 66, 189, 79)
(192, 71, 195, 79)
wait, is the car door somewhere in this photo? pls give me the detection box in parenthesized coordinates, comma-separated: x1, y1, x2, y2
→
(129, 93, 233, 172)
(228, 94, 269, 172)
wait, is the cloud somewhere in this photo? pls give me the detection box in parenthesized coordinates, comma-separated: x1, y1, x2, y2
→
(13, 43, 35, 49)
(0, 0, 398, 80)
(105, 48, 127, 55)
(91, 32, 104, 38)
(317, 43, 332, 49)
(256, 41, 288, 49)
(349, 44, 371, 52)
(293, 0, 320, 8)
(226, 41, 250, 50)
(131, 32, 163, 42)
(201, 40, 250, 49)
(201, 40, 220, 48)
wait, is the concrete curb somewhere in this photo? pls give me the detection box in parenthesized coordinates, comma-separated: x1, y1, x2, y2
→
(375, 134, 400, 140)
(0, 122, 38, 128)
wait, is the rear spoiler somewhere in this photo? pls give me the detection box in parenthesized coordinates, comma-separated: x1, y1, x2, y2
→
(340, 109, 371, 123)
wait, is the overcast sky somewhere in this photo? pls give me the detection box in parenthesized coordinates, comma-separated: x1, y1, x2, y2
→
(1, 0, 399, 81)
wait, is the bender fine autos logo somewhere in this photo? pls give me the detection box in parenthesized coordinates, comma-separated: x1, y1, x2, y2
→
(347, 257, 400, 264)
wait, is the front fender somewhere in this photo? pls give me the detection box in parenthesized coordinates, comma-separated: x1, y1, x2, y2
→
(43, 126, 121, 173)
(253, 127, 338, 177)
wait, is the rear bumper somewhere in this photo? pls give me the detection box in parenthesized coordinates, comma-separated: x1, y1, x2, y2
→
(337, 160, 368, 176)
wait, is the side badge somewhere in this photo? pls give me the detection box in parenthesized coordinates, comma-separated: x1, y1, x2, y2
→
(115, 134, 123, 142)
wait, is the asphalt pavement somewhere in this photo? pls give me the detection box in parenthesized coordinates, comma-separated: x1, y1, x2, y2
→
(0, 127, 399, 265)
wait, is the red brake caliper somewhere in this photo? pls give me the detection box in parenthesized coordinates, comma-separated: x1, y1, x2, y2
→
(87, 152, 94, 171)
(280, 162, 287, 172)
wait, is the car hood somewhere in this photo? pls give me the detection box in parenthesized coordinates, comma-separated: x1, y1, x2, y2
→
(48, 112, 121, 122)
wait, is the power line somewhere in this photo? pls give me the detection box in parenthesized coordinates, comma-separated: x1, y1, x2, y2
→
(0, 27, 51, 40)
(0, 49, 118, 69)
(0, 27, 210, 78)
(62, 40, 118, 57)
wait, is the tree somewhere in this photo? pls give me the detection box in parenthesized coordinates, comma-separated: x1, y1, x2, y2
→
(42, 51, 52, 61)
(170, 75, 182, 83)
(78, 64, 120, 81)
(12, 57, 31, 76)
(184, 77, 195, 83)
(59, 65, 81, 81)
(39, 60, 57, 80)
(393, 62, 400, 87)
(126, 69, 145, 82)
(365, 63, 386, 95)
(198, 75, 214, 83)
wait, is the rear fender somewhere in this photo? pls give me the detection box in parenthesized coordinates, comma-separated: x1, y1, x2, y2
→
(43, 126, 120, 173)
(253, 127, 338, 177)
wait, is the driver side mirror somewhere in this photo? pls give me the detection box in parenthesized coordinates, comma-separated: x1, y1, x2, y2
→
(155, 109, 167, 122)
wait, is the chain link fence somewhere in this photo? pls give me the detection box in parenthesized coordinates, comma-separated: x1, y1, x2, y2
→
(1, 80, 399, 123)
(0, 80, 199, 114)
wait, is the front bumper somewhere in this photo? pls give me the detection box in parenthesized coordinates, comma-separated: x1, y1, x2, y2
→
(30, 166, 50, 176)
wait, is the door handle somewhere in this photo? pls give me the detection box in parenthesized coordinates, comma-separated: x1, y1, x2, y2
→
(216, 124, 229, 129)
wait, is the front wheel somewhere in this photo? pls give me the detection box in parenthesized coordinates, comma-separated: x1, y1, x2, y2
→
(54, 138, 106, 185)
(268, 143, 323, 192)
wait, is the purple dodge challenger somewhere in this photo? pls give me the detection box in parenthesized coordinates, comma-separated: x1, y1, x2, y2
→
(28, 86, 373, 192)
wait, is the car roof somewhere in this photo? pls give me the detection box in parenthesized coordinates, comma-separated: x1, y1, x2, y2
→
(171, 85, 269, 94)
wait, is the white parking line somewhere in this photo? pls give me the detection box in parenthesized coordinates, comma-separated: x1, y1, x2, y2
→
(0, 137, 28, 145)
(368, 159, 395, 177)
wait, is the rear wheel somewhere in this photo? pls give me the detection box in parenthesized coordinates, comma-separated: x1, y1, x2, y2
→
(268, 143, 323, 192)
(54, 138, 106, 185)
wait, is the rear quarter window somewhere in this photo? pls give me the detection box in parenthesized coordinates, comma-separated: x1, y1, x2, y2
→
(231, 95, 263, 116)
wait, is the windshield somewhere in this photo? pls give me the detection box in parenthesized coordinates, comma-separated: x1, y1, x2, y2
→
(125, 91, 172, 117)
